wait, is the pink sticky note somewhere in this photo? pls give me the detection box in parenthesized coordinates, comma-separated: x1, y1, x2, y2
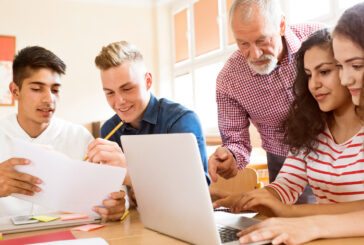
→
(71, 224, 105, 231)
(61, 214, 89, 221)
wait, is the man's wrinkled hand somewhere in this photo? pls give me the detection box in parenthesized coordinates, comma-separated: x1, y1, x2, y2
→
(208, 146, 237, 182)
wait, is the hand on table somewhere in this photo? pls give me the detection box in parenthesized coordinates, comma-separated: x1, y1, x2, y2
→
(238, 216, 318, 245)
(213, 187, 288, 217)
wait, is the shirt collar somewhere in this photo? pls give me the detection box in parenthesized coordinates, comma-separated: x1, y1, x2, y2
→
(119, 93, 158, 133)
(280, 25, 301, 65)
(140, 93, 159, 125)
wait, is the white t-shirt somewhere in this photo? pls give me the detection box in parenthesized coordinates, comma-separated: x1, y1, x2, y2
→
(0, 114, 94, 217)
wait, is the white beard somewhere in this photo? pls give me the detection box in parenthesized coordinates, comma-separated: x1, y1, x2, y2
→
(248, 54, 278, 75)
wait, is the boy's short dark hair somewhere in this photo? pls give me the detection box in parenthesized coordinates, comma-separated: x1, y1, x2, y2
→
(12, 46, 66, 89)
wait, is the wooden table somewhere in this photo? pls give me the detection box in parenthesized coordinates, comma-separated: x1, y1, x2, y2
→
(3, 210, 364, 244)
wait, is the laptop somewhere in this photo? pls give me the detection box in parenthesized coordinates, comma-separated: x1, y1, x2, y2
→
(121, 133, 270, 245)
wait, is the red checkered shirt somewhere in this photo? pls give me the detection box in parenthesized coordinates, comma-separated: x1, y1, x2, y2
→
(216, 23, 325, 170)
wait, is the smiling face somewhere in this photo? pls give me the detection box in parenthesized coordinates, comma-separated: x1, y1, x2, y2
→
(10, 68, 61, 136)
(231, 4, 284, 75)
(101, 61, 152, 129)
(333, 35, 364, 106)
(305, 46, 351, 112)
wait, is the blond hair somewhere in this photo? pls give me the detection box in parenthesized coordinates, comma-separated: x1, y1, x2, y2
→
(95, 41, 144, 70)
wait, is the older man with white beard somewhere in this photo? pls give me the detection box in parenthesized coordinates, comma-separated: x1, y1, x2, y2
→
(208, 0, 324, 203)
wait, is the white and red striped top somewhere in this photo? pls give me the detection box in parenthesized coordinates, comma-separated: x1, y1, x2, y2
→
(269, 127, 364, 204)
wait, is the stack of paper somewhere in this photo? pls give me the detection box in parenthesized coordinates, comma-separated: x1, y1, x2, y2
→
(11, 139, 127, 215)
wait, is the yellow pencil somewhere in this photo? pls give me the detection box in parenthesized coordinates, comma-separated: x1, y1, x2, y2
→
(120, 209, 130, 221)
(84, 121, 123, 161)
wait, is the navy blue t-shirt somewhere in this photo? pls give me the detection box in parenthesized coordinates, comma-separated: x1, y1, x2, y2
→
(101, 94, 210, 184)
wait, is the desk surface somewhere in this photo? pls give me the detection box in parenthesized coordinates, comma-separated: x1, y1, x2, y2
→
(3, 210, 364, 245)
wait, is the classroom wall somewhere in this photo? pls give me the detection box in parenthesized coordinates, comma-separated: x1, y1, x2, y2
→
(0, 0, 161, 124)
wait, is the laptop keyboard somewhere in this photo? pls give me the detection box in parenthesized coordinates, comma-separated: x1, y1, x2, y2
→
(217, 224, 240, 243)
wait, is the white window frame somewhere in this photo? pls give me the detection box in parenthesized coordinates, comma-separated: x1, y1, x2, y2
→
(171, 0, 236, 135)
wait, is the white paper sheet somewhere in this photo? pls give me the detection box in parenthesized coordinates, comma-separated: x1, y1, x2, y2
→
(11, 139, 126, 215)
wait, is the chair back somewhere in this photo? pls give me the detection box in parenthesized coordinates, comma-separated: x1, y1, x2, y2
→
(209, 167, 259, 195)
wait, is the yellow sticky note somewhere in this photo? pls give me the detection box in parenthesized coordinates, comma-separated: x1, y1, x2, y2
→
(31, 216, 60, 222)
(0, 232, 2, 240)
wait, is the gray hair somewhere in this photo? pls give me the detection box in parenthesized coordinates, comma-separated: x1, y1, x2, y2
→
(229, 0, 282, 30)
(95, 41, 144, 70)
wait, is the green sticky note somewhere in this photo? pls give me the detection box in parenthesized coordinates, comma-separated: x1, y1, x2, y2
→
(31, 216, 60, 222)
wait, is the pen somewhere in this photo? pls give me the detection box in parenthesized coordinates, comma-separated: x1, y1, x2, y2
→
(84, 121, 123, 161)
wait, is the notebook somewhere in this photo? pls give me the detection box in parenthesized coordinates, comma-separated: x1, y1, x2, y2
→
(0, 212, 100, 234)
(121, 133, 270, 245)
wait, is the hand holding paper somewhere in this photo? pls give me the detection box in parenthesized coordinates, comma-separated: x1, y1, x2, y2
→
(93, 191, 126, 221)
(0, 158, 42, 197)
(11, 139, 127, 215)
